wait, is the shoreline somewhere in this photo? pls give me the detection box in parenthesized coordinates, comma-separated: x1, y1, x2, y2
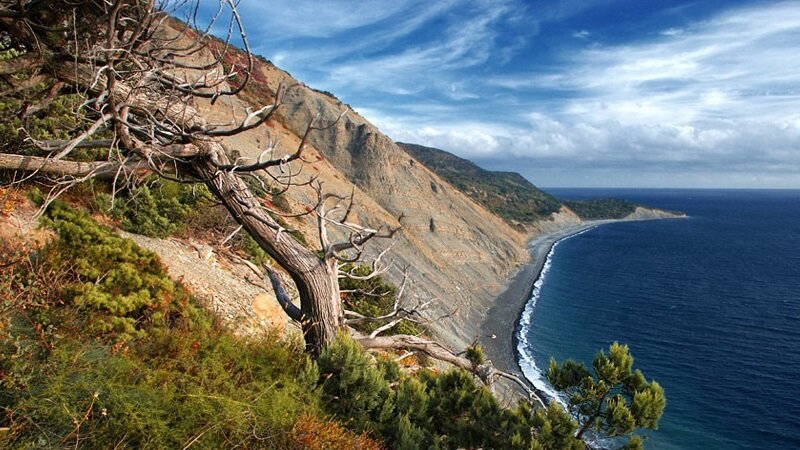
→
(478, 215, 683, 401)
(479, 221, 610, 400)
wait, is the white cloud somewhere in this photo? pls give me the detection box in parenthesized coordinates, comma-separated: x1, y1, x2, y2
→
(541, 2, 800, 125)
(242, 0, 458, 66)
(572, 30, 591, 39)
(383, 1, 800, 187)
(318, 2, 512, 94)
(660, 27, 684, 36)
(235, 0, 423, 38)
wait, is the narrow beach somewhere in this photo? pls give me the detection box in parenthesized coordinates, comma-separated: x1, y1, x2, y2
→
(478, 221, 617, 398)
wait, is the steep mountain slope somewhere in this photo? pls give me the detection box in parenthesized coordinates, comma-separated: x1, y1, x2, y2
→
(398, 142, 562, 228)
(190, 43, 533, 349)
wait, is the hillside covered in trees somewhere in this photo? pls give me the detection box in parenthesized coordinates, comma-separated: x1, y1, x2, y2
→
(563, 198, 638, 220)
(399, 143, 562, 227)
(398, 143, 665, 224)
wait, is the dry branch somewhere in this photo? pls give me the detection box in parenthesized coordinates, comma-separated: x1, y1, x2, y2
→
(356, 334, 546, 408)
(0, 153, 149, 178)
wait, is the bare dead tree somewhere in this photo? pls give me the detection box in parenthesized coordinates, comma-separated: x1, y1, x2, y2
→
(0, 0, 542, 403)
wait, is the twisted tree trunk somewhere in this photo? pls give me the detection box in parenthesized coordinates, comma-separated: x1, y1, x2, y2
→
(191, 149, 344, 354)
(0, 40, 348, 353)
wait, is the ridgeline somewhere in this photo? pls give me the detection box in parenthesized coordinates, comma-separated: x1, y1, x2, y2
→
(399, 142, 657, 226)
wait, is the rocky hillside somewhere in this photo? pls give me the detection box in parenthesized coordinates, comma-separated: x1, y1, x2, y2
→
(191, 39, 534, 350)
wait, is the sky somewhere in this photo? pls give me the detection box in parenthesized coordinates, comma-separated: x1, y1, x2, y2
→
(197, 0, 800, 188)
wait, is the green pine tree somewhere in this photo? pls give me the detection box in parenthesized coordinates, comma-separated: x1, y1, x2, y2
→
(548, 342, 666, 447)
(529, 402, 583, 450)
(395, 414, 427, 450)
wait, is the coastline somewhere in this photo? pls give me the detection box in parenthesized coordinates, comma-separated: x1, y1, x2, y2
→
(479, 221, 608, 400)
(478, 214, 684, 401)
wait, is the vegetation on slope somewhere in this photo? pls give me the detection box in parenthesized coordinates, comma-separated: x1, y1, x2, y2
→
(0, 203, 352, 449)
(95, 179, 212, 239)
(398, 143, 562, 227)
(0, 201, 663, 449)
(563, 198, 639, 220)
(397, 143, 672, 223)
(318, 336, 565, 450)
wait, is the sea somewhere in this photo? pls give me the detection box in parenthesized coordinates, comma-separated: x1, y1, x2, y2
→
(516, 189, 800, 450)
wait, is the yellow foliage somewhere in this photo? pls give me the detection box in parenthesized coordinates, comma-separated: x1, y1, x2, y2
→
(0, 186, 21, 217)
(290, 413, 383, 450)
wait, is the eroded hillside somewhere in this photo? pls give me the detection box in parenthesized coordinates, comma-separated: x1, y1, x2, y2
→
(189, 37, 533, 349)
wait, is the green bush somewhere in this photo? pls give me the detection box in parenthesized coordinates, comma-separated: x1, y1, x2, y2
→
(529, 403, 584, 450)
(317, 335, 393, 432)
(0, 209, 325, 449)
(465, 344, 486, 366)
(41, 202, 193, 341)
(1, 327, 322, 449)
(96, 178, 211, 238)
(234, 232, 274, 266)
(548, 342, 665, 446)
(0, 42, 107, 160)
(315, 335, 580, 450)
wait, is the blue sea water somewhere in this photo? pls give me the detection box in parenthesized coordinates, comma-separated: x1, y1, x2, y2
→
(518, 189, 800, 450)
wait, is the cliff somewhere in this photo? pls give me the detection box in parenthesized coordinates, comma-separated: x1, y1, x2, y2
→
(188, 48, 533, 349)
(0, 20, 678, 354)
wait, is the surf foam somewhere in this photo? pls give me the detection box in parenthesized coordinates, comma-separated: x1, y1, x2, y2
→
(515, 227, 596, 405)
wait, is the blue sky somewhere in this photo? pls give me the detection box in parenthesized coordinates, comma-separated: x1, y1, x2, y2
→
(200, 0, 800, 188)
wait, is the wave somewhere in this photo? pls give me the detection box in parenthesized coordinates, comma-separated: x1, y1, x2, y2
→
(515, 227, 596, 404)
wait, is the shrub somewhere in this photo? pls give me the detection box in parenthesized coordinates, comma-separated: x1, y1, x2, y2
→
(317, 335, 393, 432)
(0, 209, 324, 449)
(529, 403, 584, 450)
(548, 342, 665, 446)
(465, 344, 486, 367)
(1, 328, 322, 449)
(316, 335, 557, 450)
(97, 178, 211, 238)
(0, 42, 97, 158)
(40, 202, 194, 341)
